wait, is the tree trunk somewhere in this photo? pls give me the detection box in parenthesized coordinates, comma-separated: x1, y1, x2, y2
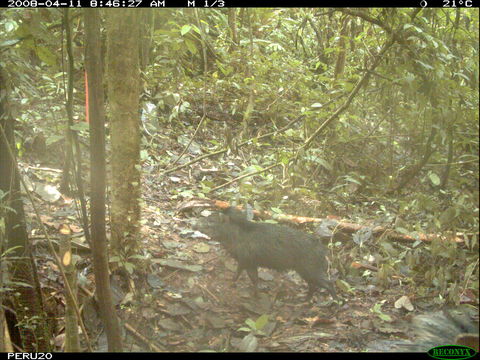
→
(85, 9, 123, 352)
(105, 10, 142, 264)
(0, 67, 51, 352)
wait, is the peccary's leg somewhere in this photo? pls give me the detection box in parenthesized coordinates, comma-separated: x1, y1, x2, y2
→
(306, 283, 316, 299)
(233, 264, 245, 282)
(307, 279, 338, 300)
(232, 263, 248, 288)
(320, 279, 337, 300)
(246, 267, 259, 297)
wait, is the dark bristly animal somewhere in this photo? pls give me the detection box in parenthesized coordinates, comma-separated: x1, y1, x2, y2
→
(198, 207, 337, 300)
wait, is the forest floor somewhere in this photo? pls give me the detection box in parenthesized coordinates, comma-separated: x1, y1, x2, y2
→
(22, 133, 475, 352)
(24, 163, 435, 353)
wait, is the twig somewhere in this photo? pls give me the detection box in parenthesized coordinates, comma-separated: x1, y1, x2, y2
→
(124, 322, 165, 351)
(209, 163, 280, 193)
(161, 115, 303, 176)
(198, 283, 220, 304)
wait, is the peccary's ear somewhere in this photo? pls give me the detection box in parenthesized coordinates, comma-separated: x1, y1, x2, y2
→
(221, 212, 232, 223)
(222, 207, 248, 220)
(221, 207, 235, 222)
(221, 206, 233, 214)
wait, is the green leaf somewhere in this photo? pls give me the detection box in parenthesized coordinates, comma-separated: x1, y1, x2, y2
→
(245, 318, 256, 329)
(184, 39, 197, 54)
(200, 20, 209, 33)
(428, 172, 440, 186)
(70, 122, 89, 132)
(0, 39, 21, 47)
(46, 135, 63, 146)
(129, 254, 148, 260)
(36, 46, 57, 66)
(284, 129, 296, 137)
(378, 313, 393, 322)
(192, 25, 201, 34)
(395, 227, 410, 235)
(415, 60, 434, 71)
(5, 281, 33, 288)
(371, 302, 393, 322)
(1, 246, 23, 257)
(5, 20, 17, 32)
(316, 158, 332, 171)
(124, 262, 135, 274)
(181, 25, 192, 36)
(255, 314, 269, 331)
(344, 176, 362, 185)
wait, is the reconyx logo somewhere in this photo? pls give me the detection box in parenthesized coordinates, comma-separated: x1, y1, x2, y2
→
(427, 345, 478, 360)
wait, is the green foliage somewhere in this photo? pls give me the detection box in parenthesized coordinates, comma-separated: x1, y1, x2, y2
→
(238, 314, 269, 336)
(370, 302, 393, 322)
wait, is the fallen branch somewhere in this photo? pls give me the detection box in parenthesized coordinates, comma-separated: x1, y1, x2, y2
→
(181, 199, 472, 245)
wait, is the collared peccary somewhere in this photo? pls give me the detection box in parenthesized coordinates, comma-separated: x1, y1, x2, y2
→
(413, 307, 479, 351)
(197, 207, 337, 300)
(402, 307, 479, 352)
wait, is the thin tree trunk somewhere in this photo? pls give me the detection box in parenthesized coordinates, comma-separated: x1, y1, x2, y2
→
(0, 67, 51, 352)
(84, 9, 123, 352)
